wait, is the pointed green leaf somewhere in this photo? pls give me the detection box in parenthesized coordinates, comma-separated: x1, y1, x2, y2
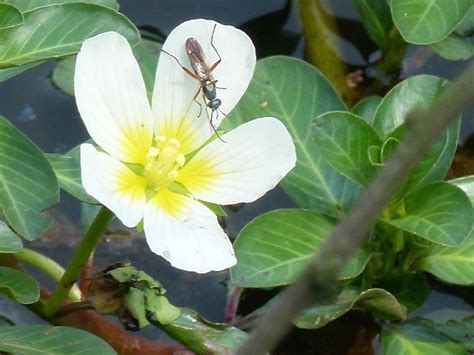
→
(386, 182, 472, 246)
(0, 116, 59, 240)
(0, 3, 139, 68)
(381, 323, 466, 354)
(0, 267, 39, 304)
(230, 209, 371, 288)
(2, 0, 120, 12)
(353, 0, 393, 50)
(47, 152, 97, 204)
(390, 0, 473, 44)
(0, 221, 23, 253)
(351, 95, 382, 123)
(420, 232, 474, 285)
(312, 111, 382, 186)
(0, 325, 116, 354)
(222, 56, 361, 218)
(431, 33, 473, 61)
(296, 287, 406, 329)
(0, 3, 23, 29)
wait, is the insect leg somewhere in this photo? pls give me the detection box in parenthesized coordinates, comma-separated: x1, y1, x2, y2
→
(161, 49, 200, 80)
(208, 24, 222, 72)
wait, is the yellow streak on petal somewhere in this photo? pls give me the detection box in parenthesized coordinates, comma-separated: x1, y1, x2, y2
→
(151, 188, 187, 217)
(115, 165, 148, 203)
(176, 155, 219, 194)
(120, 126, 153, 165)
(158, 116, 200, 155)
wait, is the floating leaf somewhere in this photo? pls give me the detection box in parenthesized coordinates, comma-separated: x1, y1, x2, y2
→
(223, 56, 361, 218)
(390, 0, 473, 44)
(351, 95, 382, 123)
(0, 116, 59, 240)
(312, 111, 382, 186)
(0, 267, 39, 304)
(0, 325, 116, 354)
(0, 221, 22, 253)
(0, 3, 23, 29)
(386, 182, 472, 247)
(381, 322, 466, 354)
(0, 3, 139, 68)
(431, 33, 473, 61)
(230, 209, 370, 288)
(420, 232, 474, 285)
(2, 0, 119, 12)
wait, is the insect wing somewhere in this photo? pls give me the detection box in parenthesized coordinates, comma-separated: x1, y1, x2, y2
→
(186, 38, 210, 81)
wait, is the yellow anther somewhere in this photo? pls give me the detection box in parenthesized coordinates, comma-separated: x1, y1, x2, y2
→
(168, 170, 179, 179)
(146, 147, 159, 159)
(176, 154, 185, 167)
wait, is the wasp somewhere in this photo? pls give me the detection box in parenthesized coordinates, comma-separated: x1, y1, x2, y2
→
(162, 24, 226, 141)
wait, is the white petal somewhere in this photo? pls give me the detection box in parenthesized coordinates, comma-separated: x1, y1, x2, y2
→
(144, 189, 236, 273)
(177, 118, 296, 205)
(152, 19, 256, 153)
(81, 144, 147, 227)
(75, 32, 153, 165)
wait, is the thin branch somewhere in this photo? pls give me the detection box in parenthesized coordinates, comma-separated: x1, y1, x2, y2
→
(236, 63, 474, 354)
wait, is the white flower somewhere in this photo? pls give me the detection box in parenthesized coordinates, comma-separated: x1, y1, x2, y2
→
(76, 19, 296, 273)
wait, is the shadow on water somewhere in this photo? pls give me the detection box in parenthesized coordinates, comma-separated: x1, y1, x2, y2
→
(0, 0, 472, 351)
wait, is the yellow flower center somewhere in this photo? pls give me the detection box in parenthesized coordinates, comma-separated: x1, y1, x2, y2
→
(144, 136, 185, 191)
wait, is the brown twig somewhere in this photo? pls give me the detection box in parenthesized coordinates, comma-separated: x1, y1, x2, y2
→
(236, 63, 474, 354)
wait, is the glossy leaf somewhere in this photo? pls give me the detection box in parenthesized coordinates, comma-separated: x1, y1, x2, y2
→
(0, 267, 39, 304)
(351, 95, 382, 123)
(382, 273, 430, 312)
(390, 0, 473, 44)
(431, 33, 473, 61)
(0, 3, 23, 29)
(0, 116, 59, 240)
(2, 0, 119, 12)
(381, 323, 466, 354)
(0, 3, 139, 68)
(47, 152, 97, 204)
(386, 182, 472, 247)
(160, 308, 247, 353)
(296, 287, 406, 329)
(0, 221, 23, 253)
(0, 325, 116, 354)
(52, 39, 161, 98)
(353, 0, 393, 50)
(374, 75, 459, 194)
(222, 56, 361, 218)
(420, 232, 474, 285)
(230, 209, 371, 288)
(312, 111, 382, 186)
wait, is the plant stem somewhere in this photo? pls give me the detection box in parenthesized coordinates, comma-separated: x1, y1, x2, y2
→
(16, 248, 82, 302)
(42, 207, 114, 317)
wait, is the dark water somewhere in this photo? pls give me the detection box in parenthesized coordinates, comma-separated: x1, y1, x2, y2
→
(0, 0, 472, 348)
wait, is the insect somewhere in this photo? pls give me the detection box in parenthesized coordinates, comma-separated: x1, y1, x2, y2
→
(162, 24, 226, 141)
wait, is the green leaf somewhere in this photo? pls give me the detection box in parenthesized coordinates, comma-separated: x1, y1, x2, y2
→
(431, 32, 473, 60)
(386, 182, 472, 246)
(381, 323, 466, 354)
(0, 3, 139, 68)
(0, 267, 39, 304)
(296, 287, 406, 329)
(374, 75, 459, 195)
(390, 0, 473, 44)
(352, 0, 393, 50)
(351, 95, 382, 123)
(52, 38, 161, 98)
(0, 62, 41, 83)
(222, 56, 361, 218)
(450, 175, 474, 208)
(2, 0, 120, 12)
(0, 325, 116, 354)
(456, 5, 474, 35)
(312, 111, 382, 186)
(420, 231, 474, 285)
(230, 209, 371, 288)
(0, 3, 23, 29)
(47, 152, 97, 204)
(0, 221, 23, 253)
(160, 308, 247, 353)
(382, 273, 430, 312)
(0, 116, 59, 240)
